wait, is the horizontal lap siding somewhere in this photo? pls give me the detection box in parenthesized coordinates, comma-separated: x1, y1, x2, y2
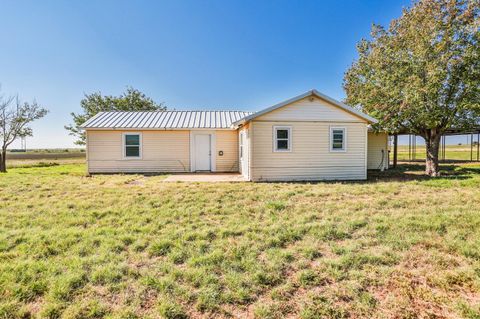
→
(215, 130, 239, 172)
(251, 122, 367, 181)
(87, 130, 190, 173)
(256, 96, 364, 122)
(367, 132, 389, 170)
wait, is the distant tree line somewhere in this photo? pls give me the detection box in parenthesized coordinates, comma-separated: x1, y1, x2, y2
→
(65, 87, 166, 145)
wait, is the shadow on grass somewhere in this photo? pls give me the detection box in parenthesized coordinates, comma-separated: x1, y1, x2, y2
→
(367, 163, 480, 182)
(255, 163, 480, 185)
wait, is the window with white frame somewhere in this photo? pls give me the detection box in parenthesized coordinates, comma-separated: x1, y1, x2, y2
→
(273, 126, 291, 152)
(330, 127, 346, 151)
(123, 133, 141, 158)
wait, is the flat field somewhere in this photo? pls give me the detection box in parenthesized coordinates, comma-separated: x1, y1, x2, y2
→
(6, 149, 85, 168)
(1, 163, 480, 318)
(393, 144, 480, 162)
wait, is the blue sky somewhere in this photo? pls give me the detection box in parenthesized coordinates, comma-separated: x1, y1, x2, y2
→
(1, 0, 424, 148)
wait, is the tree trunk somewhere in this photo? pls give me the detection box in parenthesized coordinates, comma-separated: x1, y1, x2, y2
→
(393, 134, 398, 168)
(0, 149, 6, 173)
(424, 130, 441, 177)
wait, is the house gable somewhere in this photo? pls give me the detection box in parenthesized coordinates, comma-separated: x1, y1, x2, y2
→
(233, 90, 377, 126)
(254, 95, 367, 123)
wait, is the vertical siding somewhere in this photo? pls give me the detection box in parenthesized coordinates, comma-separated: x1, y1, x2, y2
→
(367, 132, 389, 170)
(87, 130, 190, 173)
(215, 130, 239, 172)
(250, 121, 368, 181)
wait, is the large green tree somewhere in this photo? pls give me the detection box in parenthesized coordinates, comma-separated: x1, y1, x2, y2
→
(66, 87, 166, 145)
(344, 0, 480, 176)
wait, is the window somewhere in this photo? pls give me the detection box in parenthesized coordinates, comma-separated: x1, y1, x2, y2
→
(123, 133, 141, 158)
(330, 127, 346, 152)
(273, 126, 291, 152)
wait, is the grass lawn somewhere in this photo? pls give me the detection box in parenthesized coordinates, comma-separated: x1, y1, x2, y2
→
(1, 163, 480, 318)
(393, 144, 480, 162)
(6, 150, 85, 169)
(6, 158, 85, 169)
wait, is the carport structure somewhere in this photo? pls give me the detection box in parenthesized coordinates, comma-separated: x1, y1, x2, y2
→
(391, 127, 480, 168)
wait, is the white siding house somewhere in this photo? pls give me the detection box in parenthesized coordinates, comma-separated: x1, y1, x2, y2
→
(81, 90, 388, 180)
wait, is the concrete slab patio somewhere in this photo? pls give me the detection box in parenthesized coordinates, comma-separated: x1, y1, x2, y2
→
(163, 173, 246, 182)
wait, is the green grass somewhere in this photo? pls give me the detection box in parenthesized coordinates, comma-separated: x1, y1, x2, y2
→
(6, 158, 85, 169)
(6, 149, 86, 169)
(1, 163, 480, 318)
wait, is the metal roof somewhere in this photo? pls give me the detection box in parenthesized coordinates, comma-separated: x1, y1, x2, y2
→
(80, 111, 254, 130)
(80, 89, 378, 130)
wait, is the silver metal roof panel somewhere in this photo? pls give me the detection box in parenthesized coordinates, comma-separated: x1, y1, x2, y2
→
(80, 110, 254, 129)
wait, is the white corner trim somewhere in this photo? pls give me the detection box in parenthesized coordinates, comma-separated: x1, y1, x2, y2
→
(86, 130, 90, 173)
(189, 130, 216, 172)
(122, 132, 142, 160)
(248, 123, 254, 181)
(365, 125, 368, 178)
(329, 127, 347, 152)
(273, 125, 292, 153)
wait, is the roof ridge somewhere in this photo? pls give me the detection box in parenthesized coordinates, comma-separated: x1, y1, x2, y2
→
(97, 110, 254, 113)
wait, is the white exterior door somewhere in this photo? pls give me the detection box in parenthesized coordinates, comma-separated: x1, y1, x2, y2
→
(239, 130, 248, 178)
(194, 134, 211, 171)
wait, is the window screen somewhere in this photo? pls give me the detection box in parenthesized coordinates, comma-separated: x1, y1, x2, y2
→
(274, 127, 291, 151)
(331, 128, 345, 151)
(125, 134, 140, 157)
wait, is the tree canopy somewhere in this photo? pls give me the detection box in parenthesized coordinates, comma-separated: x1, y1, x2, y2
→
(344, 0, 480, 176)
(65, 87, 166, 145)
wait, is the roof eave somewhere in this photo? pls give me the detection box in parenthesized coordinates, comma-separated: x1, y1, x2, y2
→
(80, 127, 238, 131)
